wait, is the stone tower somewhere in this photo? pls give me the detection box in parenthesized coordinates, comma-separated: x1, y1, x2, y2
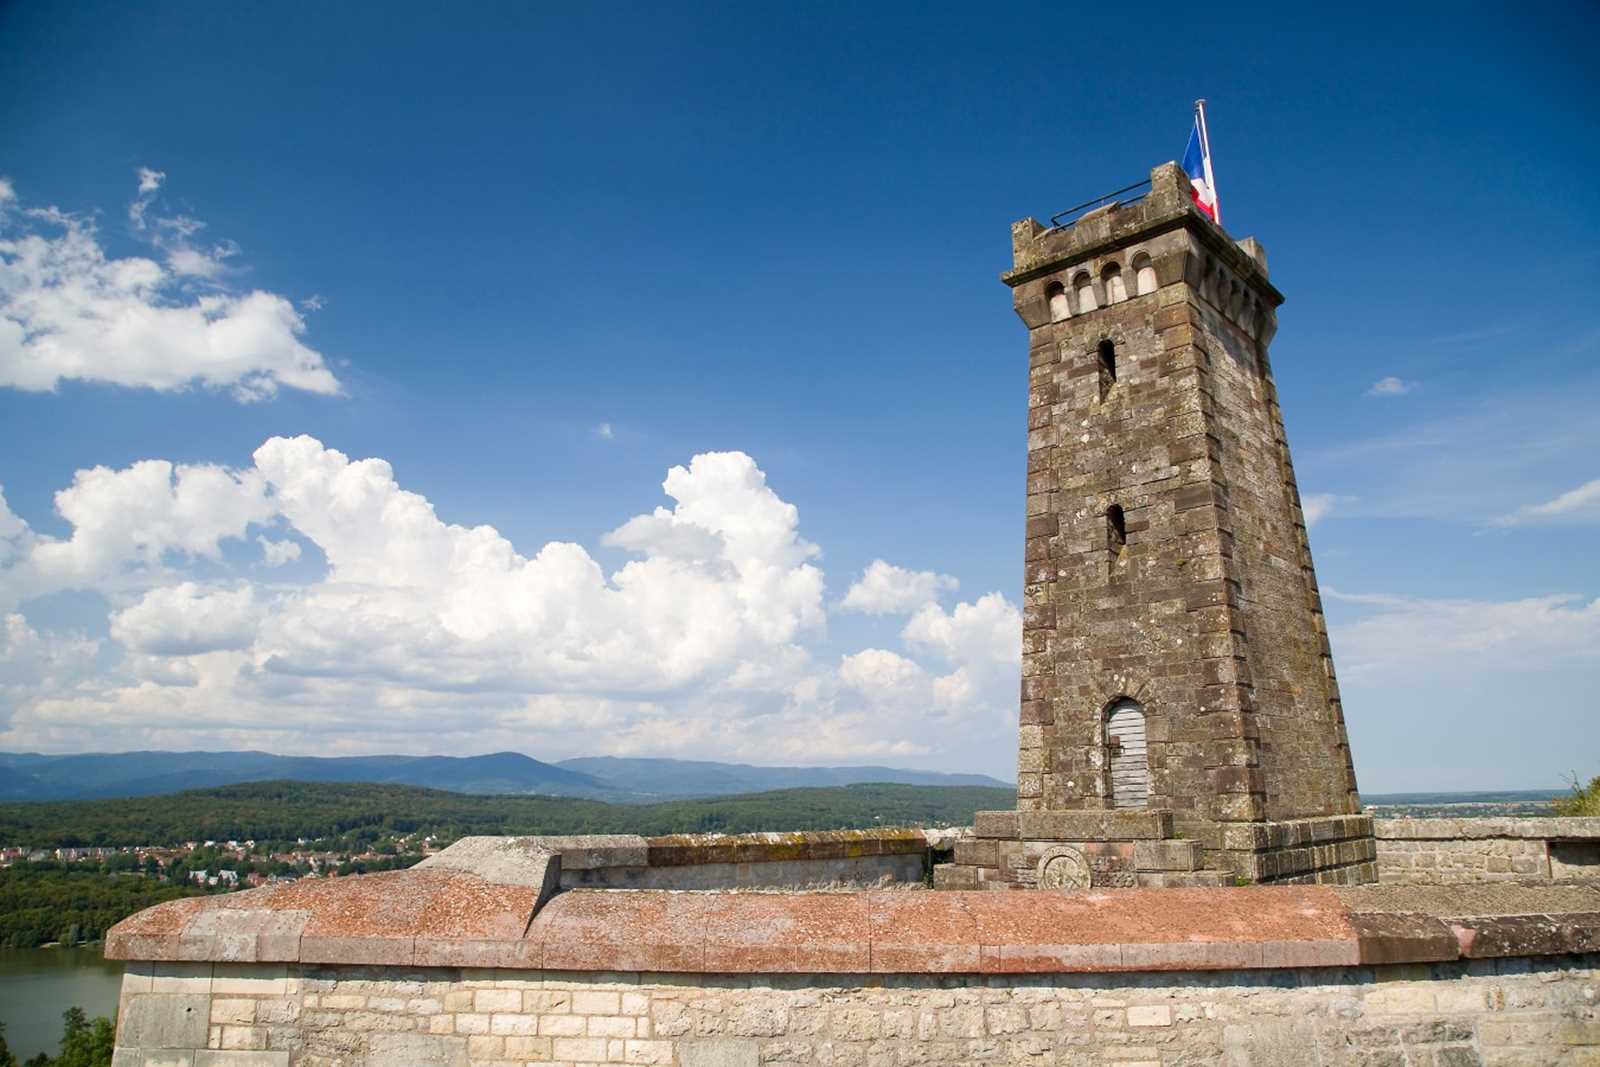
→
(938, 162, 1376, 889)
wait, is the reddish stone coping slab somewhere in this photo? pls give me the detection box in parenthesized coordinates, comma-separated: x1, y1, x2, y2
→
(105, 875, 1600, 974)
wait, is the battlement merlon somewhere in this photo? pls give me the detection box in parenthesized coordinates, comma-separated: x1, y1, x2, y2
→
(1001, 161, 1283, 313)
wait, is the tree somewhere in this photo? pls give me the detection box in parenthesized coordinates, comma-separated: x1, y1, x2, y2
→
(1554, 774, 1600, 817)
(17, 1009, 115, 1067)
(0, 1019, 20, 1067)
(54, 1008, 114, 1067)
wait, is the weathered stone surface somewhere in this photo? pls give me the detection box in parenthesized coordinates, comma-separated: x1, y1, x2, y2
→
(1335, 880, 1600, 918)
(1133, 838, 1203, 871)
(111, 955, 1600, 1065)
(971, 160, 1370, 887)
(415, 836, 561, 887)
(1015, 810, 1173, 841)
(1349, 911, 1459, 965)
(118, 993, 210, 1049)
(972, 811, 1018, 839)
(108, 861, 1600, 976)
(679, 1040, 759, 1067)
(1376, 817, 1600, 841)
(1373, 816, 1600, 885)
(364, 1033, 468, 1066)
(516, 834, 651, 870)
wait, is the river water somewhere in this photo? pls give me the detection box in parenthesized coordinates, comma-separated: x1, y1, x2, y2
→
(0, 946, 125, 1060)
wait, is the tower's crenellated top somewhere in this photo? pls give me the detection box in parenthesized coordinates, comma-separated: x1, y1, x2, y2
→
(1002, 162, 1281, 348)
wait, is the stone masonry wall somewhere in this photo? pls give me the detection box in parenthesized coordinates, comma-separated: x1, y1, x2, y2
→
(1376, 818, 1600, 886)
(509, 831, 942, 892)
(1005, 162, 1360, 853)
(1014, 230, 1227, 820)
(113, 956, 1600, 1066)
(1197, 292, 1359, 825)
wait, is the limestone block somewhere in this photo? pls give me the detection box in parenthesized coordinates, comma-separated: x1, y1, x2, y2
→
(973, 811, 1019, 839)
(190, 1053, 289, 1067)
(363, 1033, 468, 1066)
(149, 962, 212, 993)
(1133, 840, 1202, 871)
(119, 993, 210, 1050)
(414, 836, 562, 921)
(679, 1040, 759, 1067)
(1016, 810, 1173, 841)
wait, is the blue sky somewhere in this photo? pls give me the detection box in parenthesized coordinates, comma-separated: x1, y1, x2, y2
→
(1, 3, 1596, 792)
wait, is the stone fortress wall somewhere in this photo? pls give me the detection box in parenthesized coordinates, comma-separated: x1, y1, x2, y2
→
(114, 955, 1599, 1067)
(514, 830, 943, 892)
(1377, 818, 1600, 886)
(107, 828, 1600, 1065)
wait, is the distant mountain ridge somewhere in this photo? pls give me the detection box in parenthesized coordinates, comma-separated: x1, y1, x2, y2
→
(557, 756, 1006, 798)
(0, 749, 1012, 803)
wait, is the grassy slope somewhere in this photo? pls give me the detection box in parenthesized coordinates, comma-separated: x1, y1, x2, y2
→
(0, 780, 1016, 847)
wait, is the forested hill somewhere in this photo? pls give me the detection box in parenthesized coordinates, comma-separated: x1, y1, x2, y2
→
(0, 750, 1011, 803)
(0, 780, 1016, 847)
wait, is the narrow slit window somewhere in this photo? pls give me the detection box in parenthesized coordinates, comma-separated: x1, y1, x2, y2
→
(1098, 339, 1117, 382)
(1107, 504, 1126, 553)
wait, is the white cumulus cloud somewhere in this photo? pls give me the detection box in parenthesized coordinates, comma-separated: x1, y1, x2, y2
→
(110, 582, 262, 655)
(0, 613, 99, 731)
(257, 537, 302, 567)
(840, 559, 958, 614)
(0, 439, 1024, 765)
(901, 593, 1021, 669)
(0, 459, 273, 608)
(0, 173, 340, 400)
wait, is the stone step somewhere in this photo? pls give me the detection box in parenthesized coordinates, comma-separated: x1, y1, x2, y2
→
(932, 863, 1016, 890)
(933, 862, 979, 889)
(1133, 839, 1205, 872)
(1135, 869, 1233, 888)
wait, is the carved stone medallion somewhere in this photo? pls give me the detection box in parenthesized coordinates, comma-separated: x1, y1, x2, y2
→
(1036, 845, 1091, 890)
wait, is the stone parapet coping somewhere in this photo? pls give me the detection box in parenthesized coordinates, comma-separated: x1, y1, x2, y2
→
(105, 867, 1600, 976)
(411, 829, 948, 877)
(1373, 817, 1600, 841)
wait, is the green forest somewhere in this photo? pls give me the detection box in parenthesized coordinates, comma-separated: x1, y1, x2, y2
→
(0, 780, 1010, 949)
(0, 780, 1013, 847)
(0, 867, 205, 949)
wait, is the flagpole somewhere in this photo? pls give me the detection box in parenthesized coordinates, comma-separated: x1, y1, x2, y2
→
(1195, 98, 1221, 226)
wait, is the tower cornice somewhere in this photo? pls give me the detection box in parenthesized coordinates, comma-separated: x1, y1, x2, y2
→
(1001, 161, 1284, 310)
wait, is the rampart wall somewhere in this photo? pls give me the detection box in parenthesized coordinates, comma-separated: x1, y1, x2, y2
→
(113, 955, 1599, 1067)
(105, 833, 1600, 1066)
(1375, 818, 1600, 886)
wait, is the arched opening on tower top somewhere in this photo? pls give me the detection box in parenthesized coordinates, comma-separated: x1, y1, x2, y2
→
(1074, 272, 1096, 313)
(1102, 263, 1126, 304)
(1046, 281, 1069, 322)
(1132, 252, 1157, 296)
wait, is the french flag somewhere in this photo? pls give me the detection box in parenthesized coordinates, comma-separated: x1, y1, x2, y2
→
(1182, 113, 1220, 224)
